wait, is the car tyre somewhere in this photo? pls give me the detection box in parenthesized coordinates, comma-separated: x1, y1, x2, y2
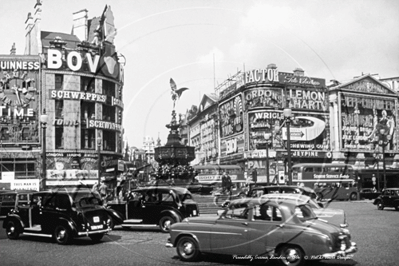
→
(6, 220, 20, 240)
(159, 216, 176, 233)
(376, 201, 384, 210)
(277, 244, 305, 266)
(176, 236, 201, 262)
(54, 224, 72, 245)
(349, 192, 357, 201)
(89, 233, 104, 243)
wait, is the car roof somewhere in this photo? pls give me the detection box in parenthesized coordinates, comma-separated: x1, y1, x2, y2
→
(132, 186, 190, 194)
(228, 196, 301, 208)
(384, 188, 399, 190)
(0, 190, 37, 194)
(260, 193, 312, 202)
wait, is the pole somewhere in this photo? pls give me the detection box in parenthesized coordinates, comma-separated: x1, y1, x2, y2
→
(382, 144, 386, 189)
(42, 123, 47, 190)
(98, 141, 101, 184)
(286, 119, 292, 185)
(266, 142, 270, 186)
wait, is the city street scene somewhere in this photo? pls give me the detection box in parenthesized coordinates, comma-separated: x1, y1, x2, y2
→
(0, 1, 398, 266)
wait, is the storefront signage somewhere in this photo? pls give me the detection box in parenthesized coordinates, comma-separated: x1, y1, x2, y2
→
(245, 68, 279, 83)
(346, 78, 391, 94)
(248, 111, 284, 150)
(244, 87, 283, 110)
(52, 119, 79, 127)
(282, 116, 326, 141)
(88, 119, 122, 131)
(50, 89, 107, 103)
(288, 88, 327, 111)
(280, 72, 325, 87)
(221, 135, 244, 156)
(219, 95, 243, 138)
(112, 97, 124, 108)
(46, 48, 119, 80)
(340, 93, 397, 151)
(0, 60, 40, 71)
(10, 179, 39, 191)
(313, 173, 350, 179)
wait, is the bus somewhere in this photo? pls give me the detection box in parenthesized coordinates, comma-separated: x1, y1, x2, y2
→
(193, 165, 245, 184)
(291, 163, 358, 201)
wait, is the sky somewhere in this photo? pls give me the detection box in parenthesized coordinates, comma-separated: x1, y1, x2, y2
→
(1, 0, 398, 149)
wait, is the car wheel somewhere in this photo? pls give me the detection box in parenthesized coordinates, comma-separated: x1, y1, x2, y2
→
(277, 244, 305, 266)
(377, 201, 384, 210)
(176, 236, 201, 262)
(6, 220, 20, 240)
(89, 233, 104, 243)
(159, 216, 176, 233)
(349, 192, 357, 201)
(54, 224, 72, 245)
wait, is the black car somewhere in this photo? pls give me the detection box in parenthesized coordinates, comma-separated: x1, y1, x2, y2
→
(247, 185, 318, 200)
(3, 190, 112, 244)
(0, 190, 35, 219)
(359, 188, 380, 200)
(107, 186, 199, 232)
(373, 188, 399, 211)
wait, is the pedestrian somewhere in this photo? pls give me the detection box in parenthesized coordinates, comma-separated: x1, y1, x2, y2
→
(98, 177, 108, 201)
(252, 168, 258, 184)
(91, 182, 99, 193)
(221, 172, 232, 195)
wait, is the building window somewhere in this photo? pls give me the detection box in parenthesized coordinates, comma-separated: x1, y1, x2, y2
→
(81, 76, 95, 92)
(0, 161, 35, 178)
(103, 130, 116, 151)
(81, 128, 95, 149)
(103, 80, 115, 97)
(55, 127, 64, 149)
(55, 74, 63, 90)
(81, 102, 95, 126)
(102, 105, 115, 122)
(55, 100, 64, 119)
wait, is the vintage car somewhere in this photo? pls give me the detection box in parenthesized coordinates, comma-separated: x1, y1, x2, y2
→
(0, 190, 35, 219)
(224, 194, 348, 228)
(373, 188, 399, 211)
(247, 185, 318, 199)
(107, 186, 199, 232)
(359, 188, 380, 200)
(166, 197, 357, 265)
(3, 190, 112, 244)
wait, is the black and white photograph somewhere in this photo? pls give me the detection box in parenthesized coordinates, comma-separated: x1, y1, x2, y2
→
(0, 0, 398, 265)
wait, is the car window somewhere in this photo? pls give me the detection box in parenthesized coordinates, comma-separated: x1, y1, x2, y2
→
(294, 204, 317, 222)
(254, 204, 282, 221)
(160, 192, 173, 202)
(2, 194, 16, 202)
(223, 204, 248, 219)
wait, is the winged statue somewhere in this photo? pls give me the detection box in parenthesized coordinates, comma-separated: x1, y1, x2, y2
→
(170, 78, 189, 109)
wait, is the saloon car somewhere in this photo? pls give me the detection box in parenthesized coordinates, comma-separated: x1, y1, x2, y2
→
(3, 190, 112, 244)
(166, 197, 357, 265)
(107, 186, 199, 232)
(247, 185, 318, 199)
(373, 188, 399, 211)
(220, 193, 348, 228)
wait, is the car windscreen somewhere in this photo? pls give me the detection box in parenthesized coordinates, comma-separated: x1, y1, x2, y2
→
(294, 204, 318, 222)
(177, 192, 193, 202)
(71, 192, 103, 208)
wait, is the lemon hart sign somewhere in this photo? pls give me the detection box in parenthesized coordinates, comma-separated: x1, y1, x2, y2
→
(45, 45, 120, 80)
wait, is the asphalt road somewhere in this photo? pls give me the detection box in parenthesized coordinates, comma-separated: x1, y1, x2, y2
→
(0, 201, 397, 266)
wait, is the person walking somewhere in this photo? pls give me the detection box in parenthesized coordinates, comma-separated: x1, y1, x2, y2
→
(221, 172, 232, 198)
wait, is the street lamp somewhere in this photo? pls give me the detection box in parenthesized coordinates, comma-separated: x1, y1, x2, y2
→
(40, 111, 48, 191)
(377, 128, 388, 189)
(264, 133, 272, 186)
(97, 139, 102, 184)
(283, 107, 292, 185)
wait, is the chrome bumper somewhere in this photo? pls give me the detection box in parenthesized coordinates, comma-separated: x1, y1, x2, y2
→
(78, 228, 111, 236)
(321, 241, 357, 259)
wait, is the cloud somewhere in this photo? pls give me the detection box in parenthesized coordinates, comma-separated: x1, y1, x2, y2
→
(196, 47, 224, 65)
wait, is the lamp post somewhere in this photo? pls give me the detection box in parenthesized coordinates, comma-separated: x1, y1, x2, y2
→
(40, 111, 48, 191)
(378, 128, 388, 189)
(97, 139, 102, 184)
(283, 107, 292, 185)
(264, 133, 271, 186)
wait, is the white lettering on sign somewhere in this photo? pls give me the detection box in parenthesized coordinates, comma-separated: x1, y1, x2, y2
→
(0, 106, 34, 117)
(313, 174, 350, 179)
(50, 90, 107, 103)
(47, 49, 100, 73)
(225, 138, 238, 154)
(289, 89, 326, 111)
(245, 69, 279, 83)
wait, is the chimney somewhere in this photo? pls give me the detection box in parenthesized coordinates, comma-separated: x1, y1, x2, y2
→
(293, 68, 305, 76)
(72, 9, 88, 41)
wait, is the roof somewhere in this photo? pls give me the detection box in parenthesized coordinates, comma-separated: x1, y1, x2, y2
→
(41, 31, 81, 49)
(132, 186, 190, 194)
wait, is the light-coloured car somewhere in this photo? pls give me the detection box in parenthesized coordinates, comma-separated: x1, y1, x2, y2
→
(166, 197, 357, 265)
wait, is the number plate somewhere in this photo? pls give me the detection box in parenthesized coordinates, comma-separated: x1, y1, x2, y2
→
(91, 225, 103, 230)
(93, 216, 100, 223)
(193, 210, 197, 215)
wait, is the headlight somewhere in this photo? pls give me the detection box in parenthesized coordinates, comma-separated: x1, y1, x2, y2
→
(342, 228, 350, 235)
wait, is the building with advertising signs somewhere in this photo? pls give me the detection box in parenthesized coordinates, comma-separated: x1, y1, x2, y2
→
(329, 74, 399, 168)
(0, 2, 125, 193)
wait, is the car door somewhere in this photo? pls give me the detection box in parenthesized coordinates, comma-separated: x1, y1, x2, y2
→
(382, 190, 393, 207)
(127, 191, 146, 221)
(210, 206, 250, 255)
(247, 203, 284, 255)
